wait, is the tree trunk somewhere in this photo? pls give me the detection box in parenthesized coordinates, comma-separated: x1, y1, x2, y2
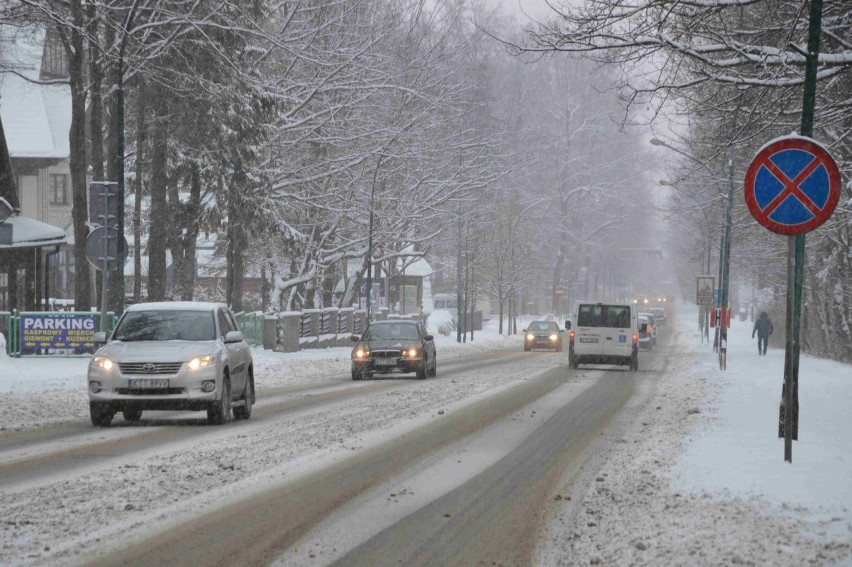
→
(133, 80, 146, 301)
(166, 170, 184, 298)
(147, 95, 168, 301)
(87, 12, 104, 182)
(67, 5, 92, 312)
(179, 164, 201, 301)
(226, 189, 246, 311)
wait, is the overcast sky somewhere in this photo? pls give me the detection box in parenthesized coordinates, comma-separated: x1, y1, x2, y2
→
(494, 0, 555, 22)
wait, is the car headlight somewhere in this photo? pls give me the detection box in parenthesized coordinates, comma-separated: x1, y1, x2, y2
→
(353, 348, 370, 359)
(526, 334, 535, 341)
(406, 348, 418, 358)
(91, 355, 114, 371)
(188, 355, 216, 370)
(549, 334, 558, 341)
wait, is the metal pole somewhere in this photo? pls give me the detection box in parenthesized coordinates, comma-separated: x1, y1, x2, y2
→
(714, 228, 724, 351)
(100, 184, 109, 332)
(719, 146, 735, 362)
(781, 0, 822, 462)
(366, 181, 375, 324)
(456, 199, 462, 343)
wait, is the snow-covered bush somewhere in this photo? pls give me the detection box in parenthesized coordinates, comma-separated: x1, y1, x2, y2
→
(427, 310, 455, 337)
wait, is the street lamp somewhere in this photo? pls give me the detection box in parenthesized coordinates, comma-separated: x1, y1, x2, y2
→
(365, 131, 405, 324)
(652, 138, 736, 355)
(365, 153, 386, 324)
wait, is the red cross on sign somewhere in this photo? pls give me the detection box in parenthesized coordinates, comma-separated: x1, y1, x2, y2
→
(744, 136, 841, 235)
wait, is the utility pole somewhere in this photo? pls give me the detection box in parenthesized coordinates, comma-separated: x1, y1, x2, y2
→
(456, 199, 463, 343)
(717, 145, 735, 363)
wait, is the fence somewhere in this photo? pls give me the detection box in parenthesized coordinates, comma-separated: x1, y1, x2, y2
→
(0, 307, 373, 356)
(234, 311, 264, 346)
(1, 311, 116, 357)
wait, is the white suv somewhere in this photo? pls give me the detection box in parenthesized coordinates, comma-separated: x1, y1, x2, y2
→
(87, 302, 254, 426)
(568, 301, 639, 371)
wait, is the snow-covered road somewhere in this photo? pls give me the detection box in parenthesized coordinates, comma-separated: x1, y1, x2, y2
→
(1, 305, 850, 566)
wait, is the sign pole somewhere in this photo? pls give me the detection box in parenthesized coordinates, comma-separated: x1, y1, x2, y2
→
(781, 0, 823, 462)
(100, 183, 110, 333)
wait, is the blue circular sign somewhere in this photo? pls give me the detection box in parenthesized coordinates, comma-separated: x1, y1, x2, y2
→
(744, 136, 841, 235)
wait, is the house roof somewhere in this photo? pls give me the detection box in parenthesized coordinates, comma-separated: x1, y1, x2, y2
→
(399, 256, 433, 277)
(0, 26, 71, 159)
(0, 213, 66, 248)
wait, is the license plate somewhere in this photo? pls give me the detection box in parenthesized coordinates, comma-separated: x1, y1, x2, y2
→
(579, 337, 598, 343)
(128, 379, 169, 388)
(375, 358, 397, 366)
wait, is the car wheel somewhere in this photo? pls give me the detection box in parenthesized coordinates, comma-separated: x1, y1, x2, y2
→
(630, 353, 639, 372)
(524, 345, 531, 352)
(233, 373, 254, 421)
(208, 374, 232, 425)
(90, 402, 115, 427)
(429, 354, 437, 377)
(416, 361, 427, 380)
(352, 369, 362, 381)
(122, 408, 142, 422)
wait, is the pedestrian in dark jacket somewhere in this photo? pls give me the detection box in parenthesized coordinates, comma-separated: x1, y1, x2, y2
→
(752, 312, 773, 355)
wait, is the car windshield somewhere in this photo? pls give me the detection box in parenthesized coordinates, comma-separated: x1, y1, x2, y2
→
(651, 308, 664, 316)
(577, 305, 631, 328)
(362, 323, 420, 341)
(528, 321, 556, 332)
(113, 310, 216, 341)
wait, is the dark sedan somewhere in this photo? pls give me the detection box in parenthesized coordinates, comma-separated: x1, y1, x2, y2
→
(350, 320, 437, 380)
(523, 320, 564, 352)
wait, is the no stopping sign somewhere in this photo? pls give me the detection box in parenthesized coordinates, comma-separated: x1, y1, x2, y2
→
(744, 135, 841, 235)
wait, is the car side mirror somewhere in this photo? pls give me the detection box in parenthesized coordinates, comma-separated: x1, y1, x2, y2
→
(350, 334, 360, 342)
(522, 328, 527, 333)
(565, 320, 571, 330)
(93, 331, 108, 343)
(224, 330, 245, 343)
(424, 334, 434, 341)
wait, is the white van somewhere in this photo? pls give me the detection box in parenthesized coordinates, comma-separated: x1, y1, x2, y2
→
(568, 301, 639, 371)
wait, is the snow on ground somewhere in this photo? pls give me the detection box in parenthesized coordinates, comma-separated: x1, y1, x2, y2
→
(537, 302, 852, 565)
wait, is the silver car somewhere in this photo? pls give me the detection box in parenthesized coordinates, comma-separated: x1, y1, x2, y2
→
(87, 302, 254, 426)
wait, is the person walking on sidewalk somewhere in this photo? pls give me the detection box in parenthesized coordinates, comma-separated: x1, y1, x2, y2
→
(752, 312, 773, 355)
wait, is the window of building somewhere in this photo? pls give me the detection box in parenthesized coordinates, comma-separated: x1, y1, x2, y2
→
(49, 174, 68, 205)
(40, 29, 69, 80)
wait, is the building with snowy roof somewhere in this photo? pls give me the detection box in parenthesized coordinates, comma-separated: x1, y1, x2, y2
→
(0, 24, 73, 311)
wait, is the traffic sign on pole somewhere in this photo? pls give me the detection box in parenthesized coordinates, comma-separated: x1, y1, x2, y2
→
(88, 181, 119, 227)
(744, 135, 840, 235)
(696, 275, 714, 306)
(85, 226, 126, 270)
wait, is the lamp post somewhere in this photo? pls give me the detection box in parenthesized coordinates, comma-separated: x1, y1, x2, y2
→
(365, 153, 386, 324)
(720, 147, 735, 315)
(364, 128, 409, 323)
(652, 138, 735, 355)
